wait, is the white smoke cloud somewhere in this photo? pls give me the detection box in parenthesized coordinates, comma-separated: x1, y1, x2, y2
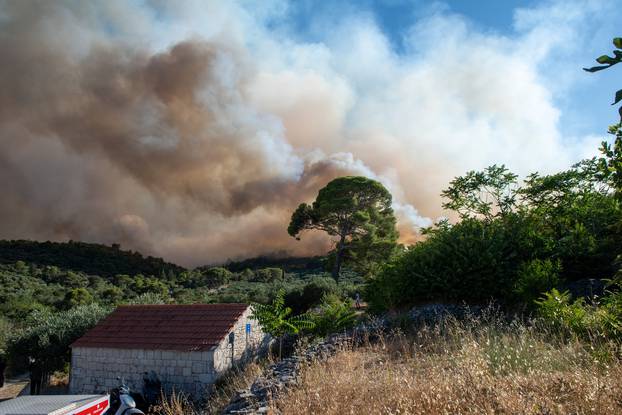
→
(0, 0, 613, 266)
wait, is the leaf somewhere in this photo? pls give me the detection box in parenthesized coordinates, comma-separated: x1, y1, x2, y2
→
(596, 55, 615, 64)
(613, 89, 622, 106)
(614, 37, 622, 49)
(583, 65, 612, 73)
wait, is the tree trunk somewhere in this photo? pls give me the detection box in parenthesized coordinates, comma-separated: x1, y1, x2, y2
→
(331, 234, 346, 282)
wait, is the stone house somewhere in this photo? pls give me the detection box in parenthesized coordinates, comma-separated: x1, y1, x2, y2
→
(69, 304, 268, 399)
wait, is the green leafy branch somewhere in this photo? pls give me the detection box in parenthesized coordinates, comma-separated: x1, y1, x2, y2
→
(584, 37, 622, 110)
(251, 289, 315, 358)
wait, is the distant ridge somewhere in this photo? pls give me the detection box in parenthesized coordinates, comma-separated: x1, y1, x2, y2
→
(0, 239, 184, 278)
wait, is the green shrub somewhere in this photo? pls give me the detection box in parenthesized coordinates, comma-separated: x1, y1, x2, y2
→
(125, 292, 169, 305)
(367, 217, 529, 310)
(239, 268, 255, 281)
(535, 289, 587, 334)
(253, 268, 284, 282)
(251, 289, 314, 358)
(309, 294, 357, 337)
(99, 286, 124, 304)
(536, 278, 622, 341)
(8, 304, 110, 372)
(514, 259, 561, 306)
(203, 267, 233, 288)
(61, 287, 94, 309)
(367, 159, 622, 313)
(285, 276, 341, 314)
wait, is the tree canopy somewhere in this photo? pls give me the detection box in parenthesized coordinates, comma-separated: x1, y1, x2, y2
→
(367, 159, 622, 312)
(441, 164, 518, 220)
(584, 36, 622, 200)
(288, 176, 398, 280)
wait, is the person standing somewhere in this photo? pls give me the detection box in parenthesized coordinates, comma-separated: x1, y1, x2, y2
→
(29, 359, 43, 395)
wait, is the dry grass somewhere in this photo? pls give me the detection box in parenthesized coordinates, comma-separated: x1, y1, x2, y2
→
(48, 371, 69, 387)
(150, 361, 264, 415)
(203, 360, 264, 414)
(274, 316, 622, 414)
(150, 389, 196, 415)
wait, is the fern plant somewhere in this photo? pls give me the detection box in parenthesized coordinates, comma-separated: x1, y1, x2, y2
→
(251, 289, 314, 358)
(310, 294, 358, 338)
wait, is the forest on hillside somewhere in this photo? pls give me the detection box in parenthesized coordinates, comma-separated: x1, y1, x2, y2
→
(0, 240, 363, 380)
(0, 240, 183, 278)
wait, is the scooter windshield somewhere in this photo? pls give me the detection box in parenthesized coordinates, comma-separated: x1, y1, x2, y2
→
(121, 394, 137, 408)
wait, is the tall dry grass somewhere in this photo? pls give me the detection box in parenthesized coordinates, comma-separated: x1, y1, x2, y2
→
(149, 361, 264, 415)
(274, 314, 622, 414)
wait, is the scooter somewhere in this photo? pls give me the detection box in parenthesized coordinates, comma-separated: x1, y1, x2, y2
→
(104, 378, 145, 415)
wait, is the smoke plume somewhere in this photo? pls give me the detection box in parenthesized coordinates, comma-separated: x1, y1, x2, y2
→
(0, 1, 605, 266)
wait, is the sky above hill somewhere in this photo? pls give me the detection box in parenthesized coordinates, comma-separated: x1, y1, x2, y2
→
(0, 0, 619, 266)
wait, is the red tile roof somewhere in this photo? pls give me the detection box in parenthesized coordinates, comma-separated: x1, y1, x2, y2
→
(71, 304, 249, 352)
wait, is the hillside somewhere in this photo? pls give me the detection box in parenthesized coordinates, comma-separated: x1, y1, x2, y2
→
(0, 242, 362, 325)
(0, 240, 184, 278)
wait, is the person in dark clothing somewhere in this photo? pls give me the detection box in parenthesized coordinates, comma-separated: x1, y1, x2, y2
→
(29, 361, 43, 395)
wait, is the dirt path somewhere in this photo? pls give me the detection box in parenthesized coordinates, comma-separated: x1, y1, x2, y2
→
(0, 373, 29, 401)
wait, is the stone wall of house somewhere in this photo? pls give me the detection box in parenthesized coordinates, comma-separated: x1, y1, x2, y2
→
(213, 306, 268, 374)
(70, 347, 216, 399)
(70, 307, 268, 400)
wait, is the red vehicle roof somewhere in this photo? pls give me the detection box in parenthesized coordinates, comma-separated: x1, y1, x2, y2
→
(71, 304, 249, 352)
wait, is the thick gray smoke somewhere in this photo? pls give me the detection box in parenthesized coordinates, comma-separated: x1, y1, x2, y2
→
(0, 1, 602, 266)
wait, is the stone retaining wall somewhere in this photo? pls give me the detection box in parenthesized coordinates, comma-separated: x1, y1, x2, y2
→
(222, 334, 352, 414)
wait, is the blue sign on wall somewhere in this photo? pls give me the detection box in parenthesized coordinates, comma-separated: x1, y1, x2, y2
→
(246, 323, 251, 334)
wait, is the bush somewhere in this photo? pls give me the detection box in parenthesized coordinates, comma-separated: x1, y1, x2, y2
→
(61, 288, 94, 309)
(367, 160, 622, 313)
(309, 294, 357, 337)
(125, 292, 169, 305)
(239, 268, 255, 281)
(513, 259, 561, 306)
(285, 276, 341, 314)
(203, 267, 233, 288)
(253, 268, 284, 283)
(100, 286, 124, 304)
(535, 289, 587, 334)
(8, 304, 110, 372)
(536, 277, 622, 341)
(367, 218, 529, 311)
